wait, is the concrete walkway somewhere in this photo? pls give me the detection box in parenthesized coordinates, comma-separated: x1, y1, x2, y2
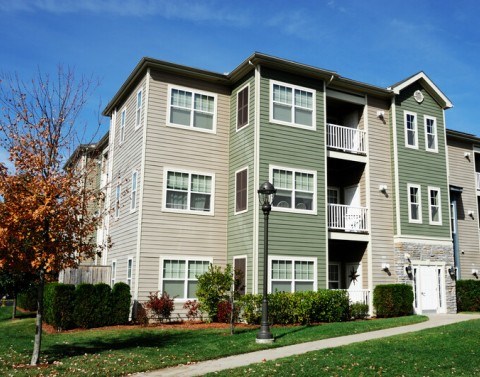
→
(134, 313, 480, 377)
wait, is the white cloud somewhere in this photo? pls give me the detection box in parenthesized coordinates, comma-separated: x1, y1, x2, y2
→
(0, 0, 250, 25)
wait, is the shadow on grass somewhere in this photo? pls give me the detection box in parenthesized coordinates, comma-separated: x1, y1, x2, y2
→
(43, 327, 258, 363)
(273, 325, 309, 340)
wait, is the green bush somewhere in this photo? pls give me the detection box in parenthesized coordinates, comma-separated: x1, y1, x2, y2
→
(93, 283, 112, 327)
(110, 282, 132, 325)
(73, 284, 97, 328)
(239, 290, 350, 325)
(373, 284, 413, 317)
(350, 302, 369, 320)
(456, 280, 480, 311)
(196, 264, 233, 322)
(44, 283, 76, 330)
(17, 284, 38, 311)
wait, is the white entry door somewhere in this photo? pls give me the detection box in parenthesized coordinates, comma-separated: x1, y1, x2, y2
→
(344, 185, 361, 232)
(345, 262, 363, 303)
(415, 265, 444, 313)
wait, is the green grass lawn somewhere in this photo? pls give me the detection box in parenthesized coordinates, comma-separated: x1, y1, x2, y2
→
(0, 306, 426, 376)
(209, 318, 480, 377)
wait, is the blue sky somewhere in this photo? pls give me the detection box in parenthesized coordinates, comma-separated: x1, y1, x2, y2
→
(1, 0, 479, 159)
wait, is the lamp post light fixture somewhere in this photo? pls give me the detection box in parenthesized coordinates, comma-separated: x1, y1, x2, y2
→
(256, 181, 276, 344)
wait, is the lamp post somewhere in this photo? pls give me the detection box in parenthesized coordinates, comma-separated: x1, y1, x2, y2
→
(256, 181, 276, 343)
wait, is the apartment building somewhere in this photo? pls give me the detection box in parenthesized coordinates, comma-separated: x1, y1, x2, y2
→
(99, 53, 465, 315)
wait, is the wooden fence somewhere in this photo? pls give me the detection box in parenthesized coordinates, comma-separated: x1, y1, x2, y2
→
(59, 265, 111, 285)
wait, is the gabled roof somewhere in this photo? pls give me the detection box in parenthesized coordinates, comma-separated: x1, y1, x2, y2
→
(389, 71, 453, 110)
(446, 128, 480, 144)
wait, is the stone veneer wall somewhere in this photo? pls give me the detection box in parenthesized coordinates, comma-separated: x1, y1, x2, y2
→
(394, 242, 457, 314)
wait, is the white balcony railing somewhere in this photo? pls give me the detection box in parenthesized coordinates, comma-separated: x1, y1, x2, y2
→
(477, 172, 480, 190)
(327, 123, 366, 154)
(335, 289, 370, 305)
(328, 204, 368, 232)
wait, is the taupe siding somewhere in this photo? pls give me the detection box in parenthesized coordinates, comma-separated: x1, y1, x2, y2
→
(367, 96, 396, 284)
(107, 78, 146, 289)
(138, 71, 230, 302)
(447, 138, 480, 278)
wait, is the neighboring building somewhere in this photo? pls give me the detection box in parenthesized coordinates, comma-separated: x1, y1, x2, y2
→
(446, 130, 480, 280)
(96, 52, 473, 315)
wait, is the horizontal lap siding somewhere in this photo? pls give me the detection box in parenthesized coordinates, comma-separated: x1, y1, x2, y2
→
(108, 78, 146, 288)
(258, 68, 326, 291)
(368, 96, 396, 284)
(395, 83, 450, 238)
(447, 138, 480, 278)
(138, 71, 230, 302)
(228, 73, 255, 292)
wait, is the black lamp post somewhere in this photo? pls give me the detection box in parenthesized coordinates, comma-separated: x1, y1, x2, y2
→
(256, 181, 276, 343)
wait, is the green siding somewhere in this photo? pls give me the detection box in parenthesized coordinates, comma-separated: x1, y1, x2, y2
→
(394, 82, 450, 238)
(227, 72, 255, 292)
(258, 67, 327, 291)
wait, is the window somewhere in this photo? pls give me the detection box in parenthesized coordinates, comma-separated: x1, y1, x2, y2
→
(120, 108, 126, 143)
(168, 86, 216, 132)
(127, 257, 133, 287)
(425, 116, 438, 152)
(237, 85, 249, 130)
(404, 111, 417, 148)
(111, 260, 116, 286)
(428, 187, 442, 225)
(408, 184, 422, 223)
(163, 170, 214, 214)
(136, 90, 142, 128)
(233, 256, 247, 295)
(270, 81, 315, 129)
(115, 183, 121, 218)
(235, 168, 248, 213)
(131, 171, 138, 211)
(161, 258, 211, 299)
(327, 187, 340, 204)
(271, 166, 316, 213)
(328, 263, 340, 289)
(270, 257, 316, 293)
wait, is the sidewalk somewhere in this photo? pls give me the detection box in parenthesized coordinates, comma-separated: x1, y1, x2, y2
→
(134, 313, 480, 377)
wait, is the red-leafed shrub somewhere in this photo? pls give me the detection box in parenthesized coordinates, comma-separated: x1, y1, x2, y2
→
(216, 300, 240, 323)
(145, 291, 174, 322)
(183, 300, 200, 321)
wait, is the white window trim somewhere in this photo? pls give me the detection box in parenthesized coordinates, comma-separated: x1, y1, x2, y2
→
(428, 186, 442, 225)
(327, 186, 340, 204)
(130, 170, 138, 212)
(162, 167, 215, 216)
(424, 115, 438, 153)
(328, 262, 341, 289)
(114, 182, 121, 219)
(236, 83, 250, 131)
(269, 165, 317, 215)
(120, 107, 126, 144)
(269, 80, 316, 130)
(127, 256, 133, 287)
(234, 166, 249, 215)
(233, 255, 248, 294)
(166, 84, 217, 134)
(135, 89, 143, 130)
(111, 260, 117, 286)
(408, 183, 422, 224)
(268, 255, 317, 293)
(158, 256, 213, 302)
(404, 111, 418, 149)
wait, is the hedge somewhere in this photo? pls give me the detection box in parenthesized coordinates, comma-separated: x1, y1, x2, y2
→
(17, 284, 38, 312)
(456, 280, 480, 312)
(239, 290, 350, 325)
(373, 284, 413, 317)
(40, 282, 131, 329)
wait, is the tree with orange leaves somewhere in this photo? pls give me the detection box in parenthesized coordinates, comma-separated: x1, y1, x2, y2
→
(0, 68, 103, 365)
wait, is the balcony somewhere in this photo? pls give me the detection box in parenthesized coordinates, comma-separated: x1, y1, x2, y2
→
(328, 204, 368, 233)
(327, 123, 366, 155)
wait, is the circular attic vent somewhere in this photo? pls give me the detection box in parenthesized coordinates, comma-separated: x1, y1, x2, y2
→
(414, 90, 424, 103)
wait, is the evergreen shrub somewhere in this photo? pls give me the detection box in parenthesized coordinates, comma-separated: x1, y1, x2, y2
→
(373, 284, 413, 317)
(44, 283, 76, 330)
(456, 280, 480, 311)
(110, 282, 132, 325)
